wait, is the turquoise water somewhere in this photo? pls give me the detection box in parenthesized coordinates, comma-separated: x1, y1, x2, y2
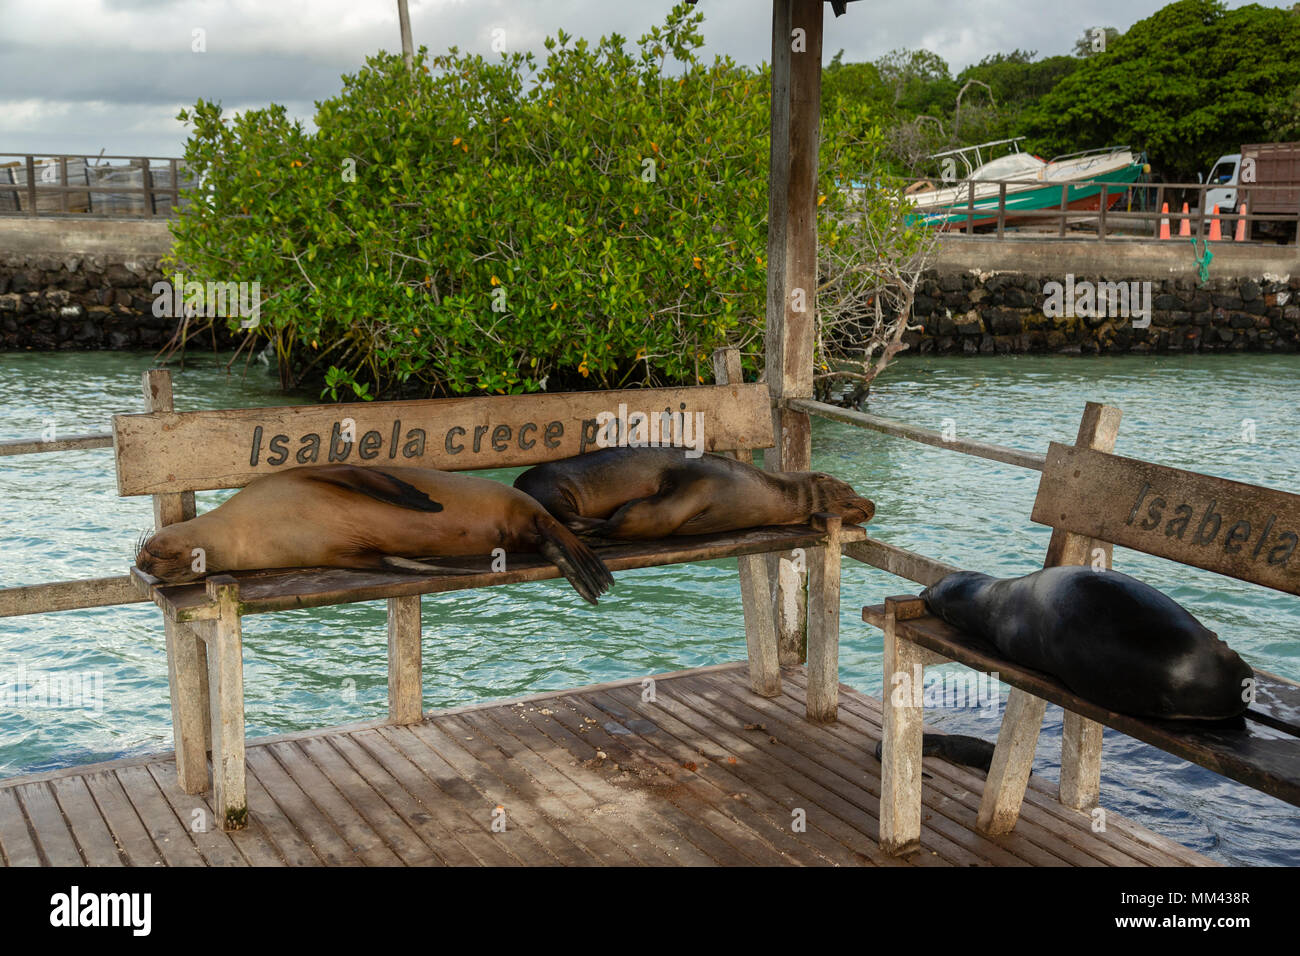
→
(1, 350, 1298, 864)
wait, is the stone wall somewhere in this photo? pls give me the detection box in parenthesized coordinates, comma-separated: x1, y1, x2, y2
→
(0, 253, 237, 351)
(902, 271, 1300, 355)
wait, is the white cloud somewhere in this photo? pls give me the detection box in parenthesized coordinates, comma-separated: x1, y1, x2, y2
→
(0, 0, 1291, 157)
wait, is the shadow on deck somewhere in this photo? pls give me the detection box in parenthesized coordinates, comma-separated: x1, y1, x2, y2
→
(0, 663, 1212, 866)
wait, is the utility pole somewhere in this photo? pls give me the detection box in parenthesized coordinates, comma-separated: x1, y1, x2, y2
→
(397, 0, 414, 72)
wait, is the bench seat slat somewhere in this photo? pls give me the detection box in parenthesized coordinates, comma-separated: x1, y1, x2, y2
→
(863, 604, 1300, 807)
(139, 524, 867, 619)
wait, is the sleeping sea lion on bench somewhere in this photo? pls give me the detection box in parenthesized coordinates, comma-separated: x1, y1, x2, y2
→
(134, 464, 615, 605)
(922, 567, 1254, 721)
(513, 447, 875, 540)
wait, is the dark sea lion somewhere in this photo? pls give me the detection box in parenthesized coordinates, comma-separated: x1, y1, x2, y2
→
(134, 464, 614, 604)
(922, 567, 1254, 721)
(513, 447, 875, 539)
(874, 734, 1005, 775)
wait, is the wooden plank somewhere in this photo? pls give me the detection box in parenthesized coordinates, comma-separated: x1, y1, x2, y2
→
(350, 728, 519, 866)
(651, 677, 957, 866)
(50, 776, 123, 867)
(15, 782, 83, 866)
(527, 695, 753, 865)
(114, 764, 206, 866)
(295, 736, 437, 866)
(153, 524, 866, 619)
(879, 596, 928, 854)
(141, 369, 210, 795)
(976, 688, 1049, 835)
(765, 0, 822, 668)
(776, 668, 1197, 867)
(805, 513, 841, 721)
(239, 763, 323, 866)
(790, 398, 1046, 472)
(387, 594, 422, 724)
(713, 347, 781, 699)
(111, 383, 774, 495)
(145, 762, 250, 867)
(81, 771, 163, 867)
(843, 537, 961, 587)
(485, 700, 717, 865)
(265, 740, 403, 866)
(245, 746, 361, 865)
(0, 432, 113, 456)
(378, 724, 556, 865)
(329, 732, 480, 866)
(586, 688, 819, 865)
(0, 788, 41, 866)
(1051, 404, 1122, 811)
(205, 577, 247, 829)
(0, 576, 144, 618)
(446, 712, 645, 865)
(1032, 442, 1300, 594)
(704, 670, 1074, 866)
(403, 719, 600, 866)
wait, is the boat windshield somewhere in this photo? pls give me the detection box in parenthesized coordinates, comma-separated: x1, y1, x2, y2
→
(970, 153, 1044, 182)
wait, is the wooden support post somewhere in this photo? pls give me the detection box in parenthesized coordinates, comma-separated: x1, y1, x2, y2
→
(976, 687, 1047, 835)
(978, 401, 1122, 832)
(204, 576, 247, 830)
(387, 594, 423, 724)
(879, 595, 927, 854)
(713, 348, 781, 697)
(1055, 402, 1121, 810)
(765, 0, 821, 665)
(141, 369, 210, 794)
(805, 513, 841, 722)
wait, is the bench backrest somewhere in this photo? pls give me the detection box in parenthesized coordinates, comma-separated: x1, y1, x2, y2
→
(1032, 441, 1300, 596)
(112, 382, 773, 497)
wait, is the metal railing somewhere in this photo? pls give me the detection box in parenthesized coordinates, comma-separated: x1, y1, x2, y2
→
(0, 153, 198, 218)
(926, 178, 1300, 243)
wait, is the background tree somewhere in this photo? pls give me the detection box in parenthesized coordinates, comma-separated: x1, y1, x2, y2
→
(1024, 0, 1300, 180)
(168, 3, 930, 402)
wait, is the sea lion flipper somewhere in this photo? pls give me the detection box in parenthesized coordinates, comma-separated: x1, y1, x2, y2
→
(534, 514, 615, 605)
(304, 465, 444, 513)
(381, 556, 478, 575)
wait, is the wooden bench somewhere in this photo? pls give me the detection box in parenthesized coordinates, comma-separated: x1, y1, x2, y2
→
(864, 401, 1300, 854)
(113, 349, 866, 830)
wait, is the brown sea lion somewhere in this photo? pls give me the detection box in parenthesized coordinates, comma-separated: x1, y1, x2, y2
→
(513, 447, 874, 539)
(134, 465, 614, 604)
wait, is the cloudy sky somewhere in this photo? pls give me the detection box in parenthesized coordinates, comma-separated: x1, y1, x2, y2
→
(0, 0, 1286, 159)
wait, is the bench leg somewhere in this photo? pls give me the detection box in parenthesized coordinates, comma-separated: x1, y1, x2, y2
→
(737, 554, 781, 697)
(976, 687, 1046, 836)
(805, 515, 842, 722)
(387, 595, 423, 724)
(1059, 711, 1103, 809)
(879, 596, 927, 854)
(165, 618, 211, 794)
(205, 577, 247, 831)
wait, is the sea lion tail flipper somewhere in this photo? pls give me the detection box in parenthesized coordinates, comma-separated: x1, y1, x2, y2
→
(535, 514, 615, 605)
(305, 465, 444, 513)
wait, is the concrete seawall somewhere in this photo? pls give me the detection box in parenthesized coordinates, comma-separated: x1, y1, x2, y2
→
(2, 219, 1298, 354)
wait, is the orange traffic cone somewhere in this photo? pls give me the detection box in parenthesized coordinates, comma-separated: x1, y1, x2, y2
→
(1160, 202, 1171, 239)
(1179, 202, 1191, 237)
(1209, 204, 1222, 241)
(1235, 202, 1248, 242)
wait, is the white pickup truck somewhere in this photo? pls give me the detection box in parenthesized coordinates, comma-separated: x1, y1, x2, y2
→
(1200, 142, 1300, 240)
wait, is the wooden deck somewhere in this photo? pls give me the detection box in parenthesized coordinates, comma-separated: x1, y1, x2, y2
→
(0, 663, 1213, 867)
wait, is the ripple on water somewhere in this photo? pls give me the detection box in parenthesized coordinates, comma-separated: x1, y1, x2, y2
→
(1, 350, 1298, 864)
